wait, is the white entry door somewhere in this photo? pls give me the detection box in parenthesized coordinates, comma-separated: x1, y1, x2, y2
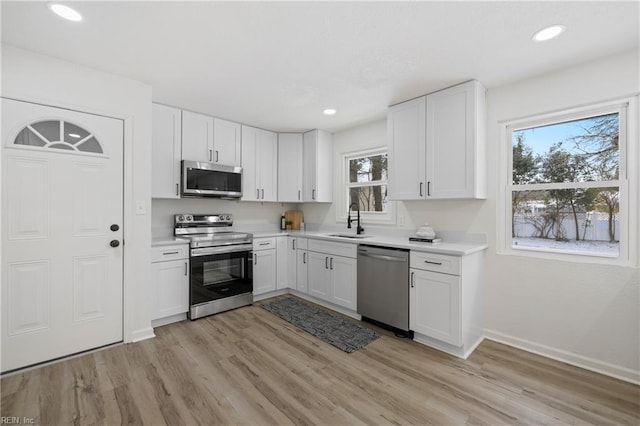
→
(1, 98, 124, 372)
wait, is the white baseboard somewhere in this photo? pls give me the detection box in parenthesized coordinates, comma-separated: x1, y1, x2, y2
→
(130, 326, 155, 343)
(413, 333, 484, 359)
(152, 313, 187, 328)
(484, 329, 640, 385)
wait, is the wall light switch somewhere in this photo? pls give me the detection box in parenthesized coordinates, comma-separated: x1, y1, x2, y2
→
(135, 200, 146, 215)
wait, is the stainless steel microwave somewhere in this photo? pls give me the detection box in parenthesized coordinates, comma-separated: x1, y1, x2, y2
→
(181, 161, 242, 198)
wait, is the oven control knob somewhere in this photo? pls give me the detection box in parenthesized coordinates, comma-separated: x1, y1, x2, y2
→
(178, 215, 185, 222)
(186, 215, 193, 221)
(225, 215, 231, 220)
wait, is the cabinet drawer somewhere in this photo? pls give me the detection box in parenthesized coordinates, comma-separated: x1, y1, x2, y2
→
(151, 245, 189, 262)
(292, 237, 308, 250)
(254, 237, 276, 250)
(308, 239, 356, 258)
(410, 251, 460, 275)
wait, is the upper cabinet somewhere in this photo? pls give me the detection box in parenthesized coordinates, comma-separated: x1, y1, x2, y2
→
(182, 110, 241, 166)
(181, 110, 213, 163)
(241, 125, 278, 202)
(303, 129, 333, 202)
(152, 103, 182, 199)
(278, 133, 304, 202)
(213, 118, 241, 166)
(388, 80, 486, 200)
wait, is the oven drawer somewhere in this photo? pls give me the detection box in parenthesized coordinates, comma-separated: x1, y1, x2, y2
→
(253, 237, 276, 251)
(152, 244, 189, 262)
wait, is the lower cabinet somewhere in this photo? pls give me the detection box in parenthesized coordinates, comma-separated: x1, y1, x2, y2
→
(296, 248, 308, 293)
(252, 237, 277, 296)
(410, 268, 461, 345)
(307, 241, 357, 311)
(151, 244, 189, 321)
(409, 250, 484, 358)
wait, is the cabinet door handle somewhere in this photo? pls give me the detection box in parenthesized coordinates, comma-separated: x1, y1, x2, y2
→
(176, 183, 179, 196)
(261, 188, 264, 199)
(185, 262, 188, 276)
(209, 149, 213, 162)
(325, 256, 328, 269)
(163, 251, 179, 255)
(254, 253, 258, 265)
(259, 242, 270, 246)
(424, 260, 442, 265)
(330, 257, 333, 270)
(256, 189, 260, 199)
(312, 189, 316, 200)
(411, 271, 415, 288)
(292, 240, 296, 250)
(427, 181, 431, 197)
(419, 182, 423, 197)
(298, 190, 301, 200)
(303, 252, 306, 264)
(215, 150, 219, 162)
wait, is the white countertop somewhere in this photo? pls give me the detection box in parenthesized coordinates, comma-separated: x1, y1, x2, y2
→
(151, 236, 190, 247)
(250, 230, 487, 256)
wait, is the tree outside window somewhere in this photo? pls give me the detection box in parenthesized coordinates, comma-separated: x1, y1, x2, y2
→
(347, 152, 388, 213)
(509, 110, 623, 257)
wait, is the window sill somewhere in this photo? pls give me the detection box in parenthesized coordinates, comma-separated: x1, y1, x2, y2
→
(498, 246, 633, 267)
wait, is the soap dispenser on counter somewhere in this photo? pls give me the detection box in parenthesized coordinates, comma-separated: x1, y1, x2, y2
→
(280, 214, 286, 230)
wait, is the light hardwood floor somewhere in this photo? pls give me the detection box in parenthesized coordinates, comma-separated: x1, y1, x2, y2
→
(2, 296, 639, 425)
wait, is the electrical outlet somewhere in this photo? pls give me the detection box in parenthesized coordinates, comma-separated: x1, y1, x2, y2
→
(398, 214, 405, 226)
(135, 200, 146, 215)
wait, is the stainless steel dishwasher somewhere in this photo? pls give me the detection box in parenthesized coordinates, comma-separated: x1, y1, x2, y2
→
(357, 244, 411, 335)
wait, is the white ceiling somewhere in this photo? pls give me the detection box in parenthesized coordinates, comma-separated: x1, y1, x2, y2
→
(1, 1, 638, 133)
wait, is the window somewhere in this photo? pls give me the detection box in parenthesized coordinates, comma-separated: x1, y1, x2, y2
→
(501, 100, 635, 262)
(337, 148, 395, 225)
(13, 119, 103, 154)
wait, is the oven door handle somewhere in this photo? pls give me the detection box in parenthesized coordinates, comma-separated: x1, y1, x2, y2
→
(190, 244, 254, 257)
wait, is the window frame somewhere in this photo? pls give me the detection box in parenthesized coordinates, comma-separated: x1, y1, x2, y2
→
(336, 147, 396, 225)
(498, 97, 638, 265)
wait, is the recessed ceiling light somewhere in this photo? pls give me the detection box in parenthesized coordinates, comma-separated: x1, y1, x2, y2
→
(323, 109, 337, 115)
(532, 25, 565, 42)
(48, 3, 83, 22)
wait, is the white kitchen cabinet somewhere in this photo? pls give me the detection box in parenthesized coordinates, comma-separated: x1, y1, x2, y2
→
(182, 110, 214, 163)
(409, 249, 484, 358)
(296, 246, 308, 294)
(307, 240, 357, 311)
(152, 103, 182, 199)
(151, 244, 189, 322)
(308, 251, 331, 300)
(278, 133, 304, 202)
(388, 80, 486, 200)
(276, 236, 288, 290)
(387, 96, 426, 200)
(287, 237, 308, 293)
(252, 238, 277, 295)
(303, 129, 333, 202)
(182, 110, 241, 166)
(410, 268, 461, 345)
(213, 118, 241, 166)
(241, 125, 278, 202)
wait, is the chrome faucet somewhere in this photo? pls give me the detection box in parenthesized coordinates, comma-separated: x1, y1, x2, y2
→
(347, 202, 364, 235)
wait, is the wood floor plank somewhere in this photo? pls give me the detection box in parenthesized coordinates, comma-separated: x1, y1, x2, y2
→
(2, 296, 638, 425)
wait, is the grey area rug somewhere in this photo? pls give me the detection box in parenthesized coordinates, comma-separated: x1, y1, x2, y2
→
(259, 296, 379, 353)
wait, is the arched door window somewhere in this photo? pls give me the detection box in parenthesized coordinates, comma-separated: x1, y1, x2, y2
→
(13, 120, 104, 154)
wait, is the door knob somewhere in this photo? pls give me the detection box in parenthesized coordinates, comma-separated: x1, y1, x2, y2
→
(110, 224, 120, 232)
(110, 240, 120, 247)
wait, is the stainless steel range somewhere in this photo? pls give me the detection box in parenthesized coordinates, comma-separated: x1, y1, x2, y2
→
(175, 214, 253, 320)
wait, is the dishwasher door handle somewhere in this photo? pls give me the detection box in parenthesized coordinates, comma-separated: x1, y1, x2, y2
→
(358, 252, 407, 262)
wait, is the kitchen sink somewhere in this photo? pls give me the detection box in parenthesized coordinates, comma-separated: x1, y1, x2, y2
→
(326, 233, 373, 239)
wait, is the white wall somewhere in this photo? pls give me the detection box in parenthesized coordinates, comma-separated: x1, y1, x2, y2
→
(152, 198, 293, 236)
(1, 45, 155, 343)
(302, 49, 640, 382)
